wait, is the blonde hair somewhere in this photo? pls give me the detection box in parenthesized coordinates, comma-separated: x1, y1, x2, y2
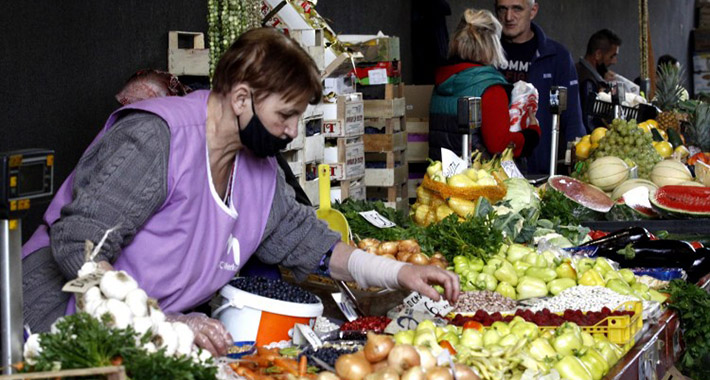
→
(449, 9, 507, 68)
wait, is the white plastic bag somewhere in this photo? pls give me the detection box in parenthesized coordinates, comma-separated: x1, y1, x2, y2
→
(509, 81, 539, 132)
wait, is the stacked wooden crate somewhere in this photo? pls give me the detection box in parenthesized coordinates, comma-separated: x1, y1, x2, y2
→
(341, 35, 408, 212)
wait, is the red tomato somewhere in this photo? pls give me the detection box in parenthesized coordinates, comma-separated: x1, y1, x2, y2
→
(690, 241, 704, 250)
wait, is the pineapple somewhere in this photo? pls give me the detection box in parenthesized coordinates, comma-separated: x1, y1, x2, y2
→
(688, 101, 710, 151)
(654, 63, 686, 132)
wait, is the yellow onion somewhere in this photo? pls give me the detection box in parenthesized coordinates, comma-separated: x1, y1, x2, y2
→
(397, 239, 421, 254)
(336, 352, 373, 380)
(425, 367, 453, 380)
(366, 246, 379, 255)
(364, 367, 400, 380)
(378, 242, 399, 256)
(428, 260, 447, 270)
(453, 364, 480, 380)
(396, 251, 413, 262)
(408, 253, 430, 266)
(358, 238, 381, 250)
(364, 332, 395, 362)
(381, 254, 397, 261)
(400, 367, 426, 380)
(431, 252, 446, 261)
(387, 344, 420, 374)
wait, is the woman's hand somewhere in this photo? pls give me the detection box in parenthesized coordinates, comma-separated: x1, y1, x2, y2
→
(166, 313, 233, 356)
(397, 264, 460, 304)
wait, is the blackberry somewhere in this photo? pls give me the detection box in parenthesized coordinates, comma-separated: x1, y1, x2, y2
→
(229, 277, 319, 304)
(301, 344, 360, 368)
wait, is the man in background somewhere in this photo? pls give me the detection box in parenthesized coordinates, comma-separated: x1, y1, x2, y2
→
(494, 0, 585, 175)
(576, 29, 622, 132)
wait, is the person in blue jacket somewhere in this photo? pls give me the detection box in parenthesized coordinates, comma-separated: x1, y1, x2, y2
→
(494, 0, 586, 175)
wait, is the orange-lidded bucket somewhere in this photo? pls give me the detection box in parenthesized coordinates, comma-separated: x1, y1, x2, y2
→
(213, 284, 323, 346)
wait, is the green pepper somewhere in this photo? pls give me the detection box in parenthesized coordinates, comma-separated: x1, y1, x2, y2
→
(491, 321, 511, 336)
(524, 252, 548, 268)
(554, 355, 593, 380)
(553, 332, 583, 356)
(440, 332, 460, 346)
(576, 258, 596, 275)
(453, 256, 469, 266)
(483, 329, 501, 347)
(603, 270, 622, 282)
(594, 257, 615, 274)
(605, 279, 633, 296)
(426, 160, 443, 178)
(498, 243, 510, 257)
(498, 333, 520, 347)
(431, 173, 446, 183)
(494, 260, 519, 286)
(393, 330, 415, 344)
(528, 337, 558, 362)
(482, 264, 497, 276)
(507, 243, 533, 262)
(579, 269, 605, 287)
(516, 276, 549, 299)
(618, 268, 636, 284)
(454, 262, 469, 274)
(541, 250, 558, 267)
(469, 258, 484, 272)
(460, 328, 483, 349)
(511, 321, 539, 340)
(648, 289, 669, 303)
(579, 348, 610, 379)
(631, 282, 649, 294)
(465, 270, 479, 282)
(547, 278, 577, 296)
(514, 261, 532, 277)
(555, 261, 578, 280)
(558, 322, 583, 341)
(581, 332, 595, 347)
(496, 281, 517, 300)
(476, 272, 498, 291)
(594, 341, 620, 366)
(525, 267, 558, 282)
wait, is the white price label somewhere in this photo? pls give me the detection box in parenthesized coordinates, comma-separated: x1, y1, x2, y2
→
(368, 69, 388, 85)
(501, 160, 525, 178)
(359, 210, 396, 229)
(403, 291, 454, 317)
(332, 293, 359, 322)
(293, 323, 323, 349)
(62, 269, 106, 294)
(384, 308, 432, 334)
(441, 148, 467, 177)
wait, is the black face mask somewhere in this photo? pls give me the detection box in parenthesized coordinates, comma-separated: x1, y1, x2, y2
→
(237, 95, 293, 158)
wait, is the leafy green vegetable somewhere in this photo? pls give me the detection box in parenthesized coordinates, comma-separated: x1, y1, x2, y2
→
(417, 212, 504, 263)
(333, 199, 411, 242)
(503, 178, 541, 213)
(540, 188, 601, 226)
(26, 313, 216, 380)
(664, 280, 710, 380)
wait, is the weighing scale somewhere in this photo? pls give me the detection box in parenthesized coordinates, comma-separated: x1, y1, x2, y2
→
(457, 96, 482, 162)
(0, 149, 54, 375)
(548, 86, 568, 176)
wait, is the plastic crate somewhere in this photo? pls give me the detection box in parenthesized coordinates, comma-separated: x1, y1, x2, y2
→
(538, 301, 643, 346)
(586, 98, 657, 123)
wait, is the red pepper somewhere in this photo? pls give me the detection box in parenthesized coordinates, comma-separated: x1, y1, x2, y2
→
(463, 320, 483, 331)
(588, 230, 609, 240)
(687, 152, 710, 166)
(690, 241, 704, 250)
(440, 340, 457, 355)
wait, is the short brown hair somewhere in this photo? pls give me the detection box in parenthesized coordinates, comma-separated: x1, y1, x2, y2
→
(450, 9, 507, 68)
(212, 27, 322, 105)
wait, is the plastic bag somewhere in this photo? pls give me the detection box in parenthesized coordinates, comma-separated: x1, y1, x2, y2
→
(509, 81, 539, 132)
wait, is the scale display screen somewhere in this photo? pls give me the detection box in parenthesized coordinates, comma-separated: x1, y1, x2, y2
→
(17, 162, 45, 195)
(0, 149, 54, 218)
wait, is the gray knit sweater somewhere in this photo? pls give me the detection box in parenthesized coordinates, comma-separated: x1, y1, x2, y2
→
(23, 112, 340, 332)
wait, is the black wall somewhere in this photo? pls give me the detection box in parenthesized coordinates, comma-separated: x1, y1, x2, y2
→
(0, 1, 696, 240)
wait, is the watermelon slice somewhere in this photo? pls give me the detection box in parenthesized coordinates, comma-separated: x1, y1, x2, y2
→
(650, 185, 710, 218)
(548, 175, 615, 213)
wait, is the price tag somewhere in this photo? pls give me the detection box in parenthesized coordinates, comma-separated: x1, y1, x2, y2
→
(62, 269, 106, 294)
(332, 293, 359, 322)
(403, 291, 454, 317)
(293, 323, 323, 349)
(368, 69, 388, 85)
(359, 210, 396, 229)
(501, 160, 525, 179)
(441, 148, 466, 177)
(384, 308, 432, 334)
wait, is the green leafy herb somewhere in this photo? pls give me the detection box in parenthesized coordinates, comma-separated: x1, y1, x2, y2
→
(540, 188, 601, 226)
(417, 213, 503, 263)
(664, 280, 710, 379)
(26, 313, 216, 380)
(333, 199, 411, 242)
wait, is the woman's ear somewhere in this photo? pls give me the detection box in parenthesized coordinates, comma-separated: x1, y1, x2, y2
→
(229, 84, 251, 117)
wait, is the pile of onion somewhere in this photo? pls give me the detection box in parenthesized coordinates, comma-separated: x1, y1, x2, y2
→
(356, 239, 449, 269)
(325, 333, 480, 380)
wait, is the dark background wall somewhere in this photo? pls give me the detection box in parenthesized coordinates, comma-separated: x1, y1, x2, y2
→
(0, 1, 696, 240)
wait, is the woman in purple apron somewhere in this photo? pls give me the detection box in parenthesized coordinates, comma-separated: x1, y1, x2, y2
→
(22, 27, 460, 356)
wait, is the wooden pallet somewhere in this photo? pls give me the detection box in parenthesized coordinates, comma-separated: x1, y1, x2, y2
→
(0, 366, 126, 380)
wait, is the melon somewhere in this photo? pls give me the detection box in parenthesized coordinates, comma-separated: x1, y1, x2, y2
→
(650, 159, 692, 187)
(650, 185, 710, 217)
(588, 156, 629, 191)
(611, 178, 658, 200)
(548, 175, 615, 213)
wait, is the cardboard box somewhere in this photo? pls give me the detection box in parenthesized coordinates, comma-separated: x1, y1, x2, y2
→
(340, 35, 401, 62)
(324, 74, 356, 96)
(354, 61, 402, 85)
(694, 28, 710, 52)
(404, 85, 434, 119)
(329, 159, 366, 181)
(317, 93, 365, 137)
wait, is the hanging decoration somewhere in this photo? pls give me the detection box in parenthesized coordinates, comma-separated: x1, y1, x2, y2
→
(207, 0, 262, 80)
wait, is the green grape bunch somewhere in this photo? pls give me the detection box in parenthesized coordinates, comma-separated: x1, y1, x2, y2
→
(577, 119, 662, 179)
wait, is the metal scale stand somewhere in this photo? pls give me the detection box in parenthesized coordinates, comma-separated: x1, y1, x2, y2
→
(457, 96, 482, 163)
(1, 149, 54, 375)
(548, 86, 568, 176)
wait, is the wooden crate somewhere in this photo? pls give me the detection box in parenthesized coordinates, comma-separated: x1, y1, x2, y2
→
(363, 131, 407, 152)
(0, 366, 126, 380)
(317, 93, 365, 137)
(324, 135, 364, 163)
(332, 177, 366, 202)
(365, 116, 406, 133)
(357, 82, 404, 100)
(363, 98, 406, 118)
(365, 164, 408, 188)
(167, 31, 209, 76)
(404, 118, 429, 163)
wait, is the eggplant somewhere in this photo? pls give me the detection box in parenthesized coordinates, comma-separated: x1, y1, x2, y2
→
(579, 226, 652, 252)
(596, 239, 698, 268)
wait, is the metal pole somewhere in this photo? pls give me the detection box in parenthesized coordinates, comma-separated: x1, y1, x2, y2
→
(1, 219, 23, 375)
(548, 87, 568, 176)
(457, 97, 481, 164)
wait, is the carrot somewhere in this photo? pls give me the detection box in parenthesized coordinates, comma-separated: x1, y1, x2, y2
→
(298, 355, 308, 377)
(236, 365, 261, 380)
(274, 357, 299, 375)
(256, 347, 279, 361)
